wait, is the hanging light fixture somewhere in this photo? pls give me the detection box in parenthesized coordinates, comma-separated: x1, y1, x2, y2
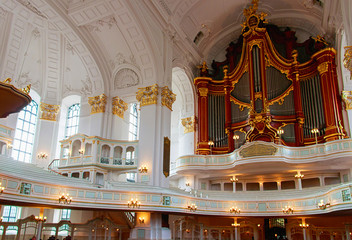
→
(127, 198, 141, 208)
(59, 193, 72, 204)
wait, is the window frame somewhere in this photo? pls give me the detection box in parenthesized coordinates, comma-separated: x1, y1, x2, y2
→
(65, 103, 80, 138)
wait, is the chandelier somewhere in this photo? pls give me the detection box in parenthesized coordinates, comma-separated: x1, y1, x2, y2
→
(282, 205, 293, 214)
(59, 193, 72, 204)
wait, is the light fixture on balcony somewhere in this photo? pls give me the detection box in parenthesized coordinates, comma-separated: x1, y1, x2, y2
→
(277, 129, 284, 144)
(0, 183, 5, 194)
(318, 199, 330, 209)
(187, 203, 197, 212)
(0, 217, 3, 222)
(282, 206, 293, 214)
(311, 128, 319, 144)
(229, 206, 240, 214)
(230, 176, 238, 183)
(59, 193, 72, 204)
(231, 223, 240, 227)
(233, 134, 239, 149)
(127, 198, 140, 208)
(138, 217, 145, 223)
(35, 216, 47, 222)
(37, 152, 48, 159)
(208, 140, 214, 154)
(299, 223, 309, 228)
(78, 149, 84, 155)
(295, 172, 304, 179)
(138, 166, 148, 173)
(7, 143, 12, 149)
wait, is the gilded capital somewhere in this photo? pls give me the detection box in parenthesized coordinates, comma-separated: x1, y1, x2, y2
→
(136, 84, 158, 107)
(344, 46, 352, 79)
(88, 94, 107, 114)
(198, 88, 208, 97)
(317, 62, 328, 75)
(112, 96, 128, 118)
(161, 86, 176, 111)
(342, 91, 352, 110)
(181, 116, 195, 133)
(40, 102, 60, 121)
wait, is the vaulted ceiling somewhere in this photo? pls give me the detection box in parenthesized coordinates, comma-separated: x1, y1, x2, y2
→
(0, 0, 343, 103)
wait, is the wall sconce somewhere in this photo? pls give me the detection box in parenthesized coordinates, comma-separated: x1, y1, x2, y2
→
(299, 223, 309, 228)
(295, 172, 304, 179)
(208, 140, 214, 154)
(59, 193, 72, 204)
(138, 217, 145, 223)
(127, 198, 140, 208)
(138, 166, 148, 173)
(229, 206, 240, 214)
(282, 206, 293, 214)
(185, 182, 190, 187)
(37, 152, 48, 159)
(204, 229, 208, 234)
(318, 199, 330, 209)
(233, 135, 239, 149)
(231, 223, 240, 227)
(186, 229, 190, 233)
(35, 216, 47, 222)
(277, 129, 284, 144)
(187, 203, 197, 212)
(0, 183, 5, 194)
(7, 143, 12, 149)
(230, 177, 238, 183)
(79, 149, 84, 155)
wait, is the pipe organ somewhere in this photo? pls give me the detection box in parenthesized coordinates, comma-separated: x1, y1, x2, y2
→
(195, 2, 346, 155)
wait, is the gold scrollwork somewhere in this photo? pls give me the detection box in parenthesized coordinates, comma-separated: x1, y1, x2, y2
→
(161, 86, 176, 111)
(136, 84, 159, 107)
(344, 46, 352, 79)
(230, 97, 250, 111)
(3, 78, 11, 83)
(267, 85, 294, 107)
(317, 62, 329, 75)
(40, 102, 60, 121)
(112, 96, 128, 118)
(342, 91, 352, 110)
(181, 116, 195, 134)
(22, 84, 31, 94)
(88, 94, 107, 114)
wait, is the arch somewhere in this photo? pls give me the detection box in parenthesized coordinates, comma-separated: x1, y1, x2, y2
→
(71, 140, 81, 157)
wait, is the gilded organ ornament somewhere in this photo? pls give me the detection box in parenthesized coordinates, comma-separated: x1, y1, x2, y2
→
(161, 86, 176, 111)
(136, 84, 158, 107)
(342, 91, 352, 110)
(40, 103, 60, 121)
(112, 96, 128, 118)
(317, 62, 329, 75)
(344, 46, 352, 79)
(88, 94, 107, 114)
(181, 116, 195, 133)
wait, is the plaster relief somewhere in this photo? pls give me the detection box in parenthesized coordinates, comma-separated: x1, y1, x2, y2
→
(114, 68, 139, 90)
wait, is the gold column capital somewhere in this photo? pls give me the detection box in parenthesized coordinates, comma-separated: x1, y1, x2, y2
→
(112, 96, 128, 118)
(40, 102, 60, 121)
(342, 90, 352, 110)
(181, 116, 195, 133)
(161, 86, 176, 111)
(88, 94, 107, 114)
(198, 87, 208, 97)
(317, 62, 329, 75)
(136, 84, 158, 107)
(344, 46, 352, 79)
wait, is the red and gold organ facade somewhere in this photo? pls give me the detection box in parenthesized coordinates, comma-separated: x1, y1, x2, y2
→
(195, 2, 346, 155)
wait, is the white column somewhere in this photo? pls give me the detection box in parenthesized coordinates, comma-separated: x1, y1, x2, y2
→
(259, 182, 263, 191)
(253, 226, 259, 240)
(233, 182, 236, 193)
(277, 181, 281, 190)
(297, 178, 302, 190)
(221, 182, 224, 191)
(303, 228, 307, 240)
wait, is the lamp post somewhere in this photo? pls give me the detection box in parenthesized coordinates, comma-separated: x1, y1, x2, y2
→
(311, 128, 319, 144)
(208, 140, 214, 155)
(277, 129, 284, 145)
(233, 135, 239, 149)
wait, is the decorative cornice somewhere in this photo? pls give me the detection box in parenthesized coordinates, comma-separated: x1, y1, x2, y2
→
(136, 84, 158, 107)
(112, 96, 128, 118)
(317, 62, 328, 75)
(161, 86, 176, 111)
(88, 94, 107, 114)
(344, 46, 352, 79)
(181, 116, 195, 133)
(40, 103, 60, 121)
(342, 91, 352, 110)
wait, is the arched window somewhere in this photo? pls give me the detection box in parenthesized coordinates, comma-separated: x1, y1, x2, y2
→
(65, 103, 80, 138)
(128, 103, 139, 140)
(11, 101, 39, 162)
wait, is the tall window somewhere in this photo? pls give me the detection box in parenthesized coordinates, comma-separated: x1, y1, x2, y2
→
(61, 209, 71, 220)
(65, 104, 80, 138)
(128, 103, 139, 140)
(12, 101, 39, 162)
(1, 206, 21, 232)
